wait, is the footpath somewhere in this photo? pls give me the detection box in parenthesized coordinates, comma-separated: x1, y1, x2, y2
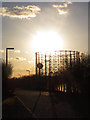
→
(2, 95, 37, 119)
(2, 90, 88, 119)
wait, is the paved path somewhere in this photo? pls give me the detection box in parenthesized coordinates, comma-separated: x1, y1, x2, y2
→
(2, 96, 35, 119)
(15, 90, 80, 118)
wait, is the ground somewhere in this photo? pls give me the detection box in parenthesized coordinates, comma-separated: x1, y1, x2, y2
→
(2, 90, 88, 119)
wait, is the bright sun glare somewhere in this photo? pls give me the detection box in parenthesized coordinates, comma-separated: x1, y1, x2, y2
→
(31, 31, 64, 52)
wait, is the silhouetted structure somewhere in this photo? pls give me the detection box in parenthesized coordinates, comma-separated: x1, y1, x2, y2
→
(35, 50, 85, 76)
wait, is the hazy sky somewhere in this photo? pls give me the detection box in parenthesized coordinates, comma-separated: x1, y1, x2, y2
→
(0, 2, 88, 77)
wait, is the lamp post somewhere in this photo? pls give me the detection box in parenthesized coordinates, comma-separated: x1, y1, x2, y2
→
(26, 70, 30, 76)
(37, 63, 43, 95)
(6, 48, 14, 67)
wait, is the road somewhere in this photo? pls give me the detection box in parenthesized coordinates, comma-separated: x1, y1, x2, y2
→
(15, 89, 82, 118)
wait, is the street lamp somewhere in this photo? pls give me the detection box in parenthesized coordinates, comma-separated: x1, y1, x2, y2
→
(26, 70, 30, 76)
(6, 48, 14, 67)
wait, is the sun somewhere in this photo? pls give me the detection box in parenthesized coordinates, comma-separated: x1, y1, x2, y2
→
(31, 30, 64, 52)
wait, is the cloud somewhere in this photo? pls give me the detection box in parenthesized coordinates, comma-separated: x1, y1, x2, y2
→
(10, 57, 14, 60)
(67, 1, 72, 5)
(52, 1, 72, 15)
(53, 3, 68, 9)
(58, 9, 68, 15)
(14, 50, 21, 53)
(0, 5, 41, 19)
(0, 49, 4, 53)
(16, 57, 26, 61)
(25, 51, 29, 54)
(10, 57, 26, 61)
(28, 61, 33, 63)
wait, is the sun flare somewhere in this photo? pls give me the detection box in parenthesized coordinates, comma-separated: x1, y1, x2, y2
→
(31, 31, 64, 52)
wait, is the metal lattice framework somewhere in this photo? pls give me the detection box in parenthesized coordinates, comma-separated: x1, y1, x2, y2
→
(35, 50, 85, 76)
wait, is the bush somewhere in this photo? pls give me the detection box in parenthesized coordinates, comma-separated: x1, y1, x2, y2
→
(2, 61, 13, 79)
(1, 60, 13, 98)
(60, 55, 89, 94)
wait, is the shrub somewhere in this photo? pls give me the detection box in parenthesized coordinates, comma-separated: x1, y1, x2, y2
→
(60, 55, 89, 94)
(1, 60, 13, 98)
(2, 61, 13, 79)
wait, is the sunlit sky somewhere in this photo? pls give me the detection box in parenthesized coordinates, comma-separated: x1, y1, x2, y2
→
(0, 1, 88, 77)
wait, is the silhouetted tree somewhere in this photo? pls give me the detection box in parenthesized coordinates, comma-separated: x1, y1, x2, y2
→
(60, 55, 89, 94)
(1, 60, 13, 98)
(2, 61, 13, 79)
